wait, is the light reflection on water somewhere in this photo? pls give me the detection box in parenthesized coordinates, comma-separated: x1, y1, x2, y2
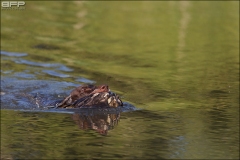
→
(1, 48, 239, 159)
(1, 1, 239, 159)
(1, 107, 238, 159)
(3, 81, 237, 158)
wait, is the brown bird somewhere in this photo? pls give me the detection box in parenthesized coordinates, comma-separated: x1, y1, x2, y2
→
(56, 84, 109, 108)
(72, 91, 123, 108)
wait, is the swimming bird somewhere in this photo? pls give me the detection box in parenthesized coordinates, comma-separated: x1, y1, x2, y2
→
(72, 91, 123, 108)
(56, 84, 109, 108)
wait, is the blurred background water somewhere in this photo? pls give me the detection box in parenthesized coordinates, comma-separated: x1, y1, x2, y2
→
(1, 1, 239, 159)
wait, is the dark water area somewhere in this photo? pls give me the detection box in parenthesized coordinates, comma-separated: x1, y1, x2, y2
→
(1, 1, 239, 159)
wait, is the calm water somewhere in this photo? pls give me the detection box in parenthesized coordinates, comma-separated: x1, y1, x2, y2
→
(1, 1, 239, 159)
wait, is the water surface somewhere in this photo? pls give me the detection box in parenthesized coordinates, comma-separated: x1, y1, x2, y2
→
(1, 1, 239, 159)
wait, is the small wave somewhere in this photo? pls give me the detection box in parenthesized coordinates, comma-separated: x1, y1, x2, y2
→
(42, 70, 70, 78)
(75, 77, 95, 84)
(14, 59, 73, 72)
(1, 51, 28, 57)
(13, 72, 36, 79)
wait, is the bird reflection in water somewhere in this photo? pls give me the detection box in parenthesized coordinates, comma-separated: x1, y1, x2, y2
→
(72, 113, 120, 135)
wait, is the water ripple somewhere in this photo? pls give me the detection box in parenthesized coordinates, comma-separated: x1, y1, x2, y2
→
(42, 70, 70, 78)
(13, 72, 36, 79)
(75, 77, 95, 84)
(14, 59, 73, 72)
(1, 50, 28, 57)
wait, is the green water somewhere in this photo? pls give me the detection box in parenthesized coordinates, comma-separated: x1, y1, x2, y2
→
(1, 1, 239, 159)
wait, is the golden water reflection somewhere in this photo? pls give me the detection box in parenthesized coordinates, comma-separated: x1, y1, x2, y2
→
(72, 113, 120, 135)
